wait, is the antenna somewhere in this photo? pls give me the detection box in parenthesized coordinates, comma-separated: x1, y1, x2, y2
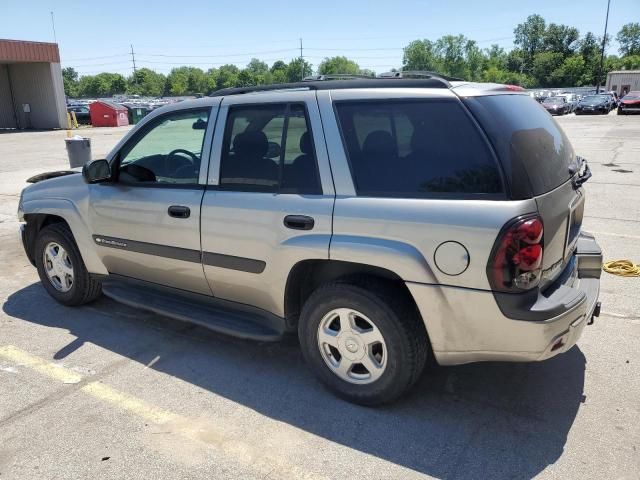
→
(50, 11, 57, 44)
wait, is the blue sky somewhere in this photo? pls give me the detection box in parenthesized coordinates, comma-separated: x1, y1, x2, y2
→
(1, 0, 636, 76)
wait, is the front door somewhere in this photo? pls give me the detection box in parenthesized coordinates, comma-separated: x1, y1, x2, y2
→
(88, 106, 216, 295)
(200, 91, 335, 317)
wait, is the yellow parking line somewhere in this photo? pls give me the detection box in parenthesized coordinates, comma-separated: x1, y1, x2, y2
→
(0, 345, 82, 384)
(0, 345, 327, 480)
(81, 382, 179, 425)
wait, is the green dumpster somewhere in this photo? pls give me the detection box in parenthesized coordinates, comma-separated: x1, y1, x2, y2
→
(125, 105, 150, 124)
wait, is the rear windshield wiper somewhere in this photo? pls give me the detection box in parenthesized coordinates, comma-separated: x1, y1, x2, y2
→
(571, 156, 592, 188)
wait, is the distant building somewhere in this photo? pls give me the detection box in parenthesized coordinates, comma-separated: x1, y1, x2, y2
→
(606, 70, 640, 96)
(0, 39, 67, 129)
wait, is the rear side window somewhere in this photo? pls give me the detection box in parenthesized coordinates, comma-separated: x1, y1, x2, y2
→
(334, 100, 502, 198)
(463, 94, 576, 198)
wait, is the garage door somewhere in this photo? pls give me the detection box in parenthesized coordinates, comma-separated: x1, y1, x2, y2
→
(0, 65, 18, 129)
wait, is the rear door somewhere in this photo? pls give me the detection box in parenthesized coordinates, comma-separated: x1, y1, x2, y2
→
(200, 91, 335, 317)
(463, 94, 584, 286)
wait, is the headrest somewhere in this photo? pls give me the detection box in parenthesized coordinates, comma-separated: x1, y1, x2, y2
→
(233, 130, 268, 158)
(299, 131, 312, 154)
(362, 130, 396, 156)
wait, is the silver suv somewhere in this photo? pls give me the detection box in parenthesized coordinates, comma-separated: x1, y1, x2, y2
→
(18, 77, 602, 405)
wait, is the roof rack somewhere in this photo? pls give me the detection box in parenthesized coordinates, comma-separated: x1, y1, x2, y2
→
(379, 70, 464, 81)
(209, 77, 451, 97)
(303, 74, 375, 81)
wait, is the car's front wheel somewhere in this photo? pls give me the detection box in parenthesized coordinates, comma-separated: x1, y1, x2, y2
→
(298, 281, 429, 405)
(35, 223, 102, 306)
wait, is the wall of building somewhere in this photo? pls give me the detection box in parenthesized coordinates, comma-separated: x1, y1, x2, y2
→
(0, 65, 18, 128)
(0, 62, 66, 129)
(606, 72, 640, 95)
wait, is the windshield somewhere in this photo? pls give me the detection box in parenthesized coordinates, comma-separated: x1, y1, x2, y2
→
(582, 96, 603, 103)
(544, 97, 564, 104)
(623, 93, 640, 100)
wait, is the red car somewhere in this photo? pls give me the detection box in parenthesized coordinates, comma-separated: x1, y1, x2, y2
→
(618, 91, 640, 115)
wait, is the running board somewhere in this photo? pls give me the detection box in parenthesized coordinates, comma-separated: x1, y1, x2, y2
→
(101, 278, 285, 342)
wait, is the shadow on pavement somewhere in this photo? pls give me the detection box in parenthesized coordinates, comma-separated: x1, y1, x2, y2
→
(3, 283, 586, 480)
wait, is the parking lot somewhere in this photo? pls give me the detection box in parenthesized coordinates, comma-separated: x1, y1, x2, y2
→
(0, 113, 638, 479)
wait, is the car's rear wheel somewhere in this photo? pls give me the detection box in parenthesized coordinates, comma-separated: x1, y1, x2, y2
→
(298, 281, 428, 405)
(35, 223, 102, 306)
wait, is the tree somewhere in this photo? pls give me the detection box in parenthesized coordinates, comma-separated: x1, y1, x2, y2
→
(542, 23, 580, 56)
(514, 14, 547, 70)
(127, 68, 165, 96)
(166, 67, 208, 95)
(402, 39, 439, 71)
(76, 72, 126, 97)
(550, 55, 586, 86)
(285, 58, 312, 82)
(215, 64, 240, 90)
(62, 67, 79, 97)
(616, 23, 640, 56)
(532, 51, 564, 86)
(318, 56, 360, 75)
(270, 60, 288, 83)
(485, 44, 507, 70)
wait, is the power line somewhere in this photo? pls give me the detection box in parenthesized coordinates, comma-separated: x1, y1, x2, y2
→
(63, 53, 131, 61)
(137, 48, 299, 58)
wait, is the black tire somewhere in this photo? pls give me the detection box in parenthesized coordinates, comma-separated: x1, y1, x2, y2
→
(298, 281, 429, 405)
(35, 223, 102, 306)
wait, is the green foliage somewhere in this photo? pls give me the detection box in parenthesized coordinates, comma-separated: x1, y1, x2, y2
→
(77, 72, 126, 97)
(616, 23, 640, 56)
(402, 40, 439, 71)
(127, 68, 166, 96)
(62, 67, 79, 97)
(318, 56, 360, 75)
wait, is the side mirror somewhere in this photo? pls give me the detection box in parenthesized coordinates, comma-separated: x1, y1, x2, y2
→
(82, 159, 111, 184)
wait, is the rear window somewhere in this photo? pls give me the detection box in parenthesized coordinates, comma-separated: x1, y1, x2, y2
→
(334, 100, 503, 198)
(463, 94, 577, 198)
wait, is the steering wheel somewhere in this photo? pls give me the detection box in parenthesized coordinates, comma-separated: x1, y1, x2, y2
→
(165, 149, 199, 176)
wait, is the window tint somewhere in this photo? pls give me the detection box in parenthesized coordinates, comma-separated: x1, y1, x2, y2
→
(119, 109, 209, 185)
(463, 95, 577, 198)
(335, 100, 502, 197)
(219, 103, 321, 194)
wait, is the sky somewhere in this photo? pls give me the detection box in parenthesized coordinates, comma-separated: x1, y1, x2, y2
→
(1, 0, 636, 77)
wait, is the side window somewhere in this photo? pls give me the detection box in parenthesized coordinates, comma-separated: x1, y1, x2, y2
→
(219, 103, 321, 194)
(118, 109, 209, 185)
(335, 100, 502, 198)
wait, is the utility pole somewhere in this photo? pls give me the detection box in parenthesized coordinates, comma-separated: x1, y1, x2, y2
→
(50, 11, 57, 44)
(130, 44, 138, 86)
(596, 0, 611, 94)
(300, 38, 304, 81)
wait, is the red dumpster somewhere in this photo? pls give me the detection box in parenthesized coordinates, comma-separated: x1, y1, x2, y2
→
(89, 101, 130, 127)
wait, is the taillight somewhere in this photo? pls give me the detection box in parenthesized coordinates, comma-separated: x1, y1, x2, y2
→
(488, 215, 544, 292)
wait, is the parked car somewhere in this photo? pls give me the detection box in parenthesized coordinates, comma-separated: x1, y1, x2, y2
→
(560, 93, 579, 112)
(618, 91, 640, 115)
(67, 105, 91, 125)
(599, 93, 617, 111)
(576, 95, 610, 114)
(18, 77, 602, 405)
(542, 96, 570, 115)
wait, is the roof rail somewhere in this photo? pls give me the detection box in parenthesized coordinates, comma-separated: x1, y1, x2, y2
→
(303, 74, 375, 81)
(379, 70, 464, 82)
(209, 77, 451, 97)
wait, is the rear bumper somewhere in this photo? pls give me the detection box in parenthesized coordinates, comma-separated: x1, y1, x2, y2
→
(408, 232, 602, 366)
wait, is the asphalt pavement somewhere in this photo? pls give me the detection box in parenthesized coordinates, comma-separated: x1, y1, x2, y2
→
(0, 114, 638, 480)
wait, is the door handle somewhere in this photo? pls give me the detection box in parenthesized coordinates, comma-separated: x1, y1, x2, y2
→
(168, 205, 190, 218)
(284, 215, 314, 230)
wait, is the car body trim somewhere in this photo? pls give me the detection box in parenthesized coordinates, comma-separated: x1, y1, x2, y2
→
(92, 235, 265, 273)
